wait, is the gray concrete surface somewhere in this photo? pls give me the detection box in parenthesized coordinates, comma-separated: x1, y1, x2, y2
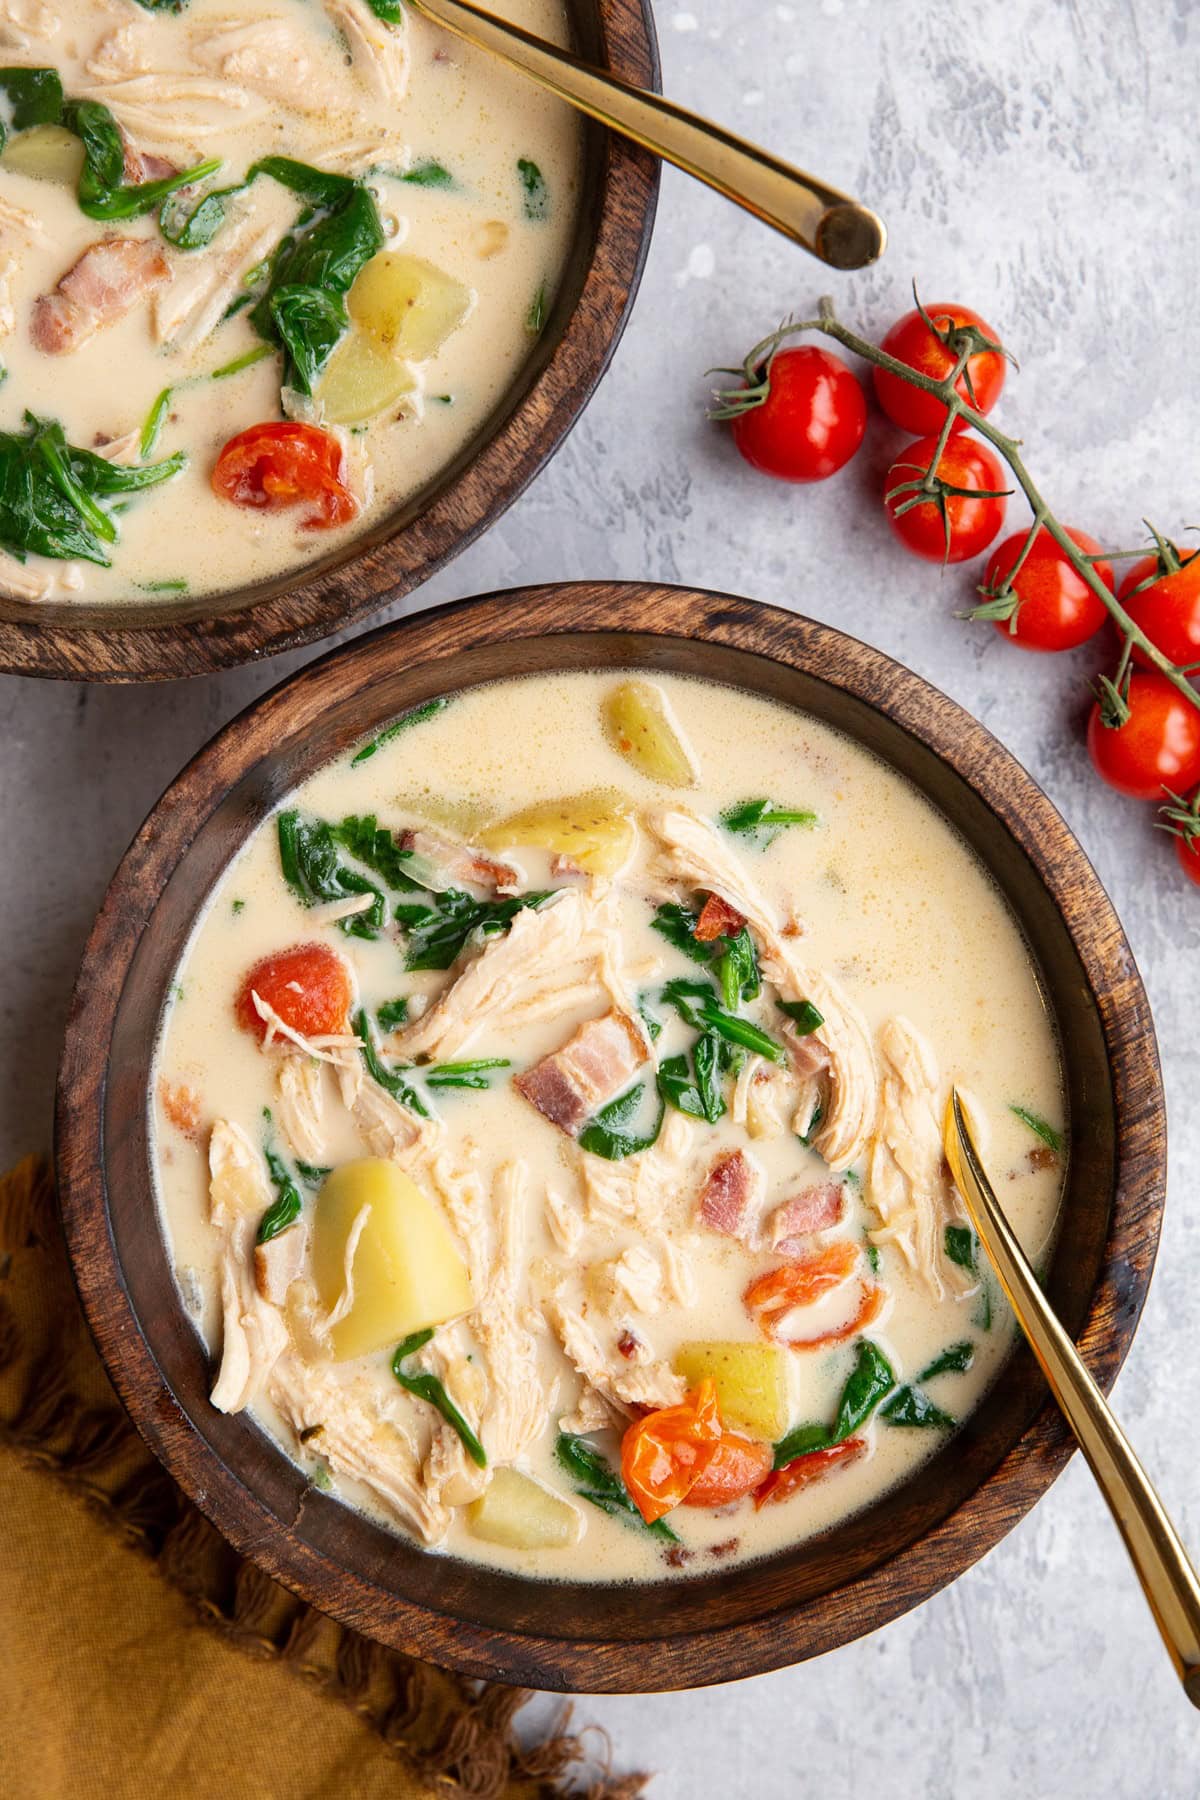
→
(2, 1, 1197, 1793)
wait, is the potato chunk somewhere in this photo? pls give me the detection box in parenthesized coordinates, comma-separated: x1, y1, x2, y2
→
(479, 790, 636, 876)
(312, 1159, 472, 1361)
(602, 680, 699, 788)
(316, 332, 416, 426)
(3, 125, 84, 184)
(467, 1468, 581, 1549)
(674, 1340, 789, 1440)
(348, 252, 472, 363)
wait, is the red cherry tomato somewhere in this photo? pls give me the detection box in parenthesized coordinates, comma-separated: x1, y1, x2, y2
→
(874, 302, 1006, 435)
(683, 1433, 774, 1507)
(1118, 549, 1200, 671)
(620, 1380, 722, 1523)
(1087, 673, 1200, 801)
(235, 942, 353, 1041)
(983, 527, 1113, 653)
(728, 345, 867, 483)
(754, 1436, 867, 1509)
(884, 434, 1007, 564)
(212, 422, 358, 529)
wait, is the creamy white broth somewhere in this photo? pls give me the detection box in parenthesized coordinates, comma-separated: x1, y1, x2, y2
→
(152, 670, 1065, 1582)
(0, 0, 579, 602)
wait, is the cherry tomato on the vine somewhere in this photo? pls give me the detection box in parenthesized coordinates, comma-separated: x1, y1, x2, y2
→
(726, 344, 867, 483)
(983, 527, 1113, 653)
(212, 421, 359, 529)
(1087, 673, 1200, 801)
(1118, 548, 1200, 671)
(874, 303, 1006, 436)
(884, 433, 1008, 564)
(1175, 829, 1200, 887)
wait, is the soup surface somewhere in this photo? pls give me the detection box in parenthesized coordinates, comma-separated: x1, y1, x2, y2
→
(0, 0, 579, 602)
(152, 670, 1065, 1582)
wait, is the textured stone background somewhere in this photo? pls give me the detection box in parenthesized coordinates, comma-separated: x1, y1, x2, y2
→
(2, 0, 1197, 1792)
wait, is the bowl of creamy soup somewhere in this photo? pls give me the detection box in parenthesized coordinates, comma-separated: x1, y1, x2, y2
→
(0, 2, 656, 679)
(56, 582, 1166, 1690)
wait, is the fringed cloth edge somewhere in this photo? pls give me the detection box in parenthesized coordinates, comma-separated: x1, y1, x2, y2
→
(0, 1154, 648, 1800)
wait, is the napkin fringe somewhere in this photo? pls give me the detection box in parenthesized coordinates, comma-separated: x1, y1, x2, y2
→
(0, 1156, 648, 1800)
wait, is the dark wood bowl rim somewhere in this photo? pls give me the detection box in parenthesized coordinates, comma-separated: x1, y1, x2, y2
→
(0, 0, 659, 684)
(55, 581, 1167, 1691)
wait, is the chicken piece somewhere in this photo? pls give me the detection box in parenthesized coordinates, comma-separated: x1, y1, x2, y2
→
(745, 1064, 790, 1140)
(276, 1053, 328, 1166)
(254, 1222, 308, 1305)
(768, 1183, 845, 1254)
(558, 1383, 618, 1436)
(0, 549, 84, 602)
(192, 17, 329, 108)
(548, 1299, 685, 1417)
(649, 807, 876, 1170)
(334, 1050, 442, 1164)
(394, 887, 609, 1061)
(208, 1120, 289, 1413)
(32, 236, 171, 355)
(868, 1015, 975, 1301)
(154, 184, 295, 355)
(544, 1182, 585, 1256)
(696, 1148, 764, 1241)
(325, 0, 410, 103)
(401, 826, 521, 896)
(586, 1244, 665, 1316)
(515, 1009, 649, 1137)
(0, 0, 59, 51)
(580, 1105, 697, 1231)
(471, 1162, 548, 1465)
(425, 1150, 490, 1290)
(270, 1357, 450, 1544)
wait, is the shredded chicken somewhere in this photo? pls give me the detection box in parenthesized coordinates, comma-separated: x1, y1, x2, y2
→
(32, 236, 171, 355)
(648, 807, 876, 1169)
(580, 1106, 698, 1231)
(276, 1053, 328, 1165)
(192, 16, 329, 108)
(471, 1163, 548, 1465)
(335, 1051, 442, 1163)
(154, 186, 296, 355)
(548, 1299, 685, 1417)
(255, 1222, 308, 1305)
(544, 1182, 585, 1257)
(0, 551, 84, 602)
(326, 0, 410, 103)
(0, 0, 59, 51)
(868, 1016, 975, 1301)
(208, 1120, 289, 1413)
(587, 1244, 665, 1316)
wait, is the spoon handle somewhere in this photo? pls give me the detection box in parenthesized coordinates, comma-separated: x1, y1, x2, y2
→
(948, 1091, 1200, 1706)
(407, 0, 886, 270)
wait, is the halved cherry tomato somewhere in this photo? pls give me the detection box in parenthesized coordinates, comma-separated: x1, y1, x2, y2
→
(1087, 673, 1200, 801)
(983, 527, 1113, 653)
(743, 1243, 885, 1349)
(212, 422, 358, 529)
(1119, 548, 1200, 671)
(235, 942, 353, 1041)
(754, 1436, 867, 1508)
(683, 1433, 774, 1507)
(620, 1380, 722, 1524)
(874, 303, 1006, 436)
(727, 345, 867, 483)
(884, 434, 1007, 564)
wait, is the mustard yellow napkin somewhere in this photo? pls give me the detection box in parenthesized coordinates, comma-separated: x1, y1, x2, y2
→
(0, 1157, 645, 1800)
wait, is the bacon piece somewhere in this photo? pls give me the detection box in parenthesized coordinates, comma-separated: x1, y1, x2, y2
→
(31, 236, 171, 355)
(697, 1149, 762, 1240)
(755, 1436, 867, 1507)
(122, 137, 178, 183)
(399, 826, 520, 895)
(769, 1182, 845, 1254)
(784, 1026, 833, 1081)
(694, 892, 746, 942)
(515, 1009, 649, 1137)
(159, 1078, 202, 1141)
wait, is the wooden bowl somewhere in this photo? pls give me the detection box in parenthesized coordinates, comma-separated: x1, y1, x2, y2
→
(56, 582, 1167, 1691)
(0, 5, 658, 684)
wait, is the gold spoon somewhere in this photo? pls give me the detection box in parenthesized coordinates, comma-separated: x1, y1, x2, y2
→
(406, 0, 886, 270)
(946, 1090, 1200, 1707)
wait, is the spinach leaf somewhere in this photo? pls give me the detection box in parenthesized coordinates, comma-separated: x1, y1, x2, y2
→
(393, 1328, 486, 1467)
(650, 901, 714, 965)
(269, 284, 349, 394)
(773, 1339, 896, 1468)
(294, 1160, 332, 1189)
(578, 1082, 665, 1161)
(402, 159, 454, 188)
(0, 412, 184, 565)
(660, 978, 786, 1064)
(919, 1341, 975, 1380)
(637, 994, 662, 1042)
(555, 1433, 678, 1541)
(1010, 1104, 1064, 1154)
(352, 1008, 430, 1116)
(249, 175, 383, 393)
(798, 1097, 824, 1148)
(944, 1225, 993, 1331)
(258, 1143, 303, 1244)
(376, 997, 410, 1032)
(525, 281, 547, 337)
(880, 1386, 956, 1430)
(656, 1030, 725, 1126)
(716, 926, 760, 1009)
(397, 887, 552, 972)
(517, 156, 548, 220)
(426, 1059, 510, 1091)
(721, 797, 819, 848)
(364, 0, 404, 20)
(276, 810, 386, 937)
(779, 998, 824, 1035)
(351, 696, 449, 765)
(0, 66, 63, 147)
(333, 814, 423, 892)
